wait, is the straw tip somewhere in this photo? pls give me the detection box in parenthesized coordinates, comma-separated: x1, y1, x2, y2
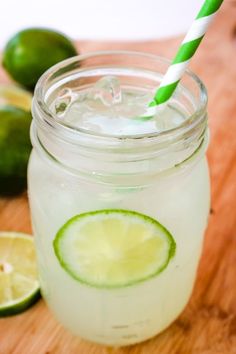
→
(149, 100, 157, 107)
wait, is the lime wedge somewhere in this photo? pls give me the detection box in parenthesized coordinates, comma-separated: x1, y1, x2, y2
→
(0, 232, 40, 316)
(0, 85, 32, 111)
(54, 210, 176, 288)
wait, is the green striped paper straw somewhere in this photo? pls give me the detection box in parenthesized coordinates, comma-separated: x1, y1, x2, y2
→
(149, 0, 224, 109)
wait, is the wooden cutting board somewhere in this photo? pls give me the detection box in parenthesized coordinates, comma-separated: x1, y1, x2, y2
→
(0, 1, 236, 353)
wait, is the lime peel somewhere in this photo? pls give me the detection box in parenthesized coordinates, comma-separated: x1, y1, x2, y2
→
(0, 232, 40, 317)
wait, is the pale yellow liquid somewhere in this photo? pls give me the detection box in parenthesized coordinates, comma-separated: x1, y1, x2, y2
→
(28, 154, 209, 346)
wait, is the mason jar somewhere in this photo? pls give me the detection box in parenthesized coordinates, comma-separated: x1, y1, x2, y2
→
(28, 51, 210, 346)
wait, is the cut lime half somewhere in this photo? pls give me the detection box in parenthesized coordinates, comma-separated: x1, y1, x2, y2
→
(0, 85, 32, 111)
(0, 232, 40, 316)
(54, 210, 176, 288)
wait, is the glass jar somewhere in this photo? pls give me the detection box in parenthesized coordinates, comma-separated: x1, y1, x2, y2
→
(28, 51, 210, 346)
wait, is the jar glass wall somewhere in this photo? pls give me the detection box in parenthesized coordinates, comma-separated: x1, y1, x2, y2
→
(28, 51, 210, 346)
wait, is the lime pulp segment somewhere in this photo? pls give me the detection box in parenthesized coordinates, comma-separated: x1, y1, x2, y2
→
(0, 232, 40, 316)
(0, 85, 32, 111)
(53, 210, 176, 288)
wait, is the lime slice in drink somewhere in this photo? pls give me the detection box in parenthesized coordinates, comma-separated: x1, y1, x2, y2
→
(0, 85, 32, 111)
(54, 210, 176, 288)
(0, 232, 40, 316)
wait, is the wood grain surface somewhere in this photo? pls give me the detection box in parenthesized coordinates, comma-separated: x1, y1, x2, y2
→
(0, 1, 236, 353)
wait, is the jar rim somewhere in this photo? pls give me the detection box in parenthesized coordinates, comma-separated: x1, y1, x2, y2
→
(33, 50, 208, 144)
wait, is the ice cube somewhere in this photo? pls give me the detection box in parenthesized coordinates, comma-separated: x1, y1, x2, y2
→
(90, 76, 122, 106)
(154, 104, 185, 131)
(54, 88, 78, 117)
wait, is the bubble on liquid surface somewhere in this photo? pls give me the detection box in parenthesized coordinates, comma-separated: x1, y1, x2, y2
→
(51, 76, 187, 136)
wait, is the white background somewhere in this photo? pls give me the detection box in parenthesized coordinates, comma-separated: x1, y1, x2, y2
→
(0, 0, 203, 47)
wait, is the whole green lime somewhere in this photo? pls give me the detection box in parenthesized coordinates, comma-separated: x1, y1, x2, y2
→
(2, 28, 77, 90)
(0, 105, 32, 196)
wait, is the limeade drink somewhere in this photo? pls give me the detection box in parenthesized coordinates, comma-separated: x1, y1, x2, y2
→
(28, 52, 210, 346)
